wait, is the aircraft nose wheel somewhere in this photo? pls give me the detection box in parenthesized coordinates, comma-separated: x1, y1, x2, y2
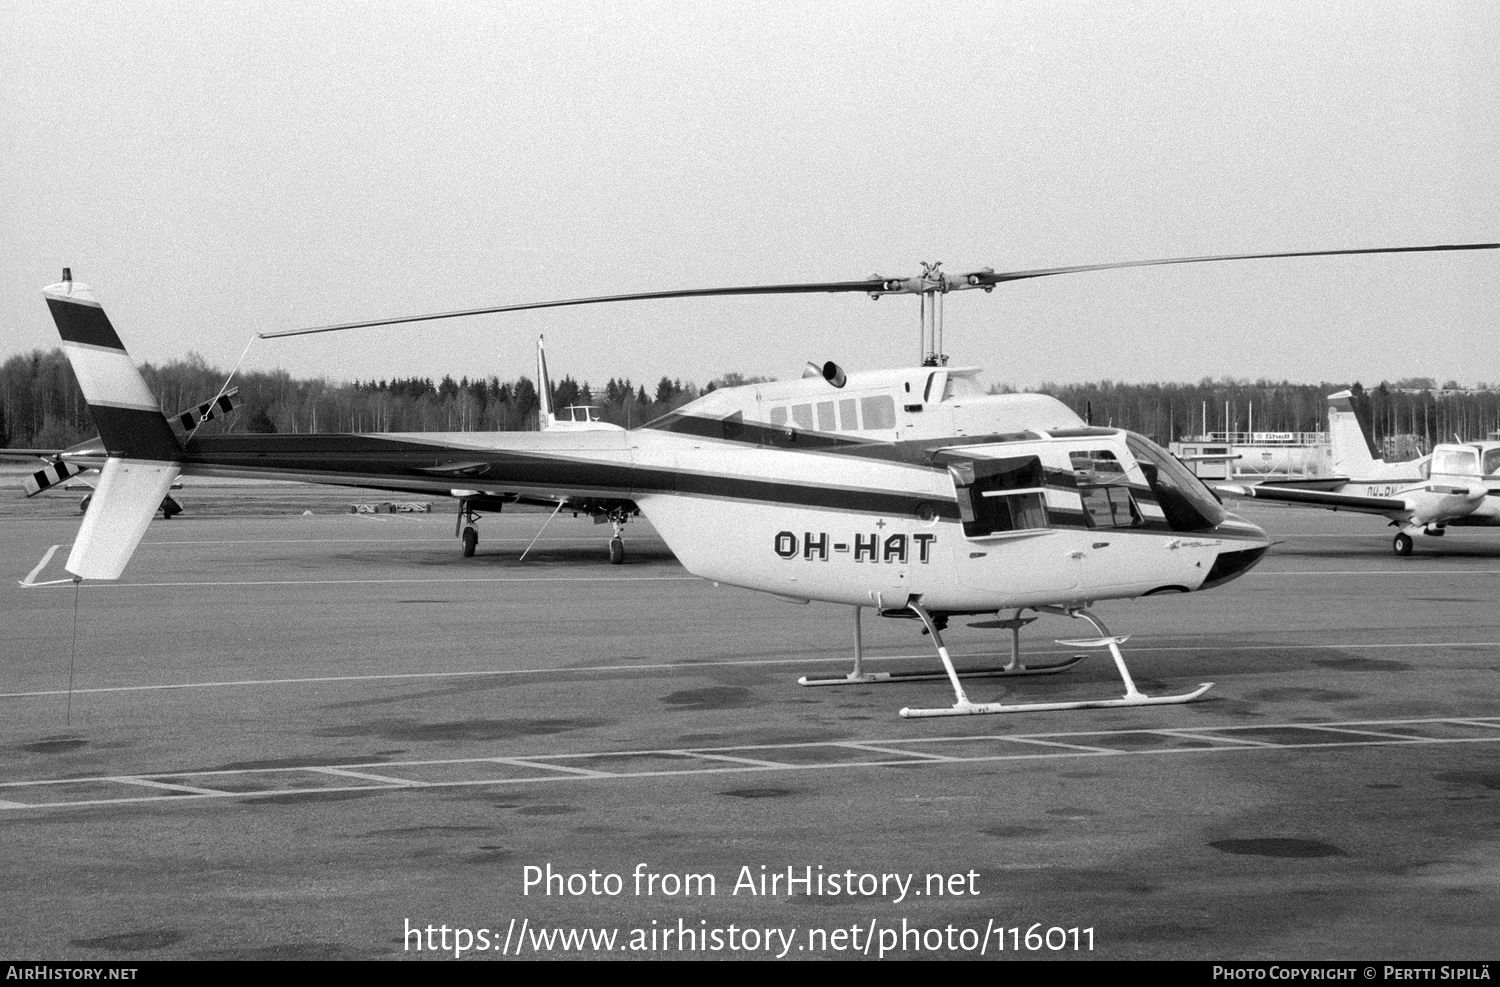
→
(609, 537, 624, 564)
(1393, 532, 1413, 557)
(462, 526, 478, 557)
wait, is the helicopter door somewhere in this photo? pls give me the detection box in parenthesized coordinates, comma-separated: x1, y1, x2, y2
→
(1069, 447, 1148, 591)
(948, 454, 1077, 596)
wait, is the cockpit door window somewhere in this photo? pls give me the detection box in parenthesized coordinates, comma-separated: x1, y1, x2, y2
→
(948, 456, 1049, 538)
(1069, 449, 1142, 528)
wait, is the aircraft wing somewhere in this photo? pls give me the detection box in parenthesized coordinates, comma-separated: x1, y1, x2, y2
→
(1217, 482, 1408, 516)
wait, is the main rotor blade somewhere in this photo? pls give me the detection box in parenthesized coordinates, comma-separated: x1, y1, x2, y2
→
(969, 242, 1500, 287)
(260, 279, 886, 338)
(260, 241, 1498, 339)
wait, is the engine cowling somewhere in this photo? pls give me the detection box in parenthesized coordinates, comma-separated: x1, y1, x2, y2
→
(1403, 483, 1487, 526)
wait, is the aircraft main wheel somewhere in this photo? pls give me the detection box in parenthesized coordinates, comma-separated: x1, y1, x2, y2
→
(462, 526, 478, 557)
(609, 537, 624, 565)
(1392, 532, 1413, 557)
(79, 495, 91, 514)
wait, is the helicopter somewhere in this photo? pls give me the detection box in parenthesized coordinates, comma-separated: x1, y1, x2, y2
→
(35, 241, 1497, 717)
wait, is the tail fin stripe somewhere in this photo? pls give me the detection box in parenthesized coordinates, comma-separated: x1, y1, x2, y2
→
(61, 344, 160, 411)
(45, 295, 126, 350)
(84, 407, 183, 462)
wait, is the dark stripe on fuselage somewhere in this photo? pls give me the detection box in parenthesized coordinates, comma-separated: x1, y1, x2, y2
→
(183, 433, 962, 519)
(88, 405, 182, 461)
(181, 432, 1226, 531)
(47, 297, 126, 350)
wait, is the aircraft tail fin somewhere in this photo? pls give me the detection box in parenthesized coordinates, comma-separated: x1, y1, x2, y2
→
(536, 335, 557, 430)
(44, 272, 182, 579)
(1326, 390, 1384, 476)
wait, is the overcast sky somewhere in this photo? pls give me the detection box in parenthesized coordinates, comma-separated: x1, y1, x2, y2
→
(3, 1, 1496, 392)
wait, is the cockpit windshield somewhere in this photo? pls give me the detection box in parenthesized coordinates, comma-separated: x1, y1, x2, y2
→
(1125, 434, 1227, 532)
(1432, 447, 1480, 477)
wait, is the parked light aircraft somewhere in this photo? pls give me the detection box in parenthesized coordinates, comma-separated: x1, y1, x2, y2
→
(33, 243, 1497, 717)
(1220, 389, 1500, 556)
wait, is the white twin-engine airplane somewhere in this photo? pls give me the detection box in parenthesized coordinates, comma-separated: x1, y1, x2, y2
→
(36, 243, 1497, 717)
(1220, 390, 1500, 557)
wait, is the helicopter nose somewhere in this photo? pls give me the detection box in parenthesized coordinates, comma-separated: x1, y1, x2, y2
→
(1199, 512, 1272, 590)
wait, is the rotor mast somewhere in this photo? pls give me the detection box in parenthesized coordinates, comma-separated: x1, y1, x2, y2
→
(866, 260, 997, 367)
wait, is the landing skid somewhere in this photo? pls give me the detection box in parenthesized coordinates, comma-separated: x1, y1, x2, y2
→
(897, 602, 1213, 718)
(798, 607, 1087, 687)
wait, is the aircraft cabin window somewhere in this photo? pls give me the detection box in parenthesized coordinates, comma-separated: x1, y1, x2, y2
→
(1484, 449, 1500, 476)
(791, 404, 814, 430)
(1433, 448, 1479, 476)
(942, 376, 981, 400)
(769, 406, 788, 427)
(839, 398, 858, 431)
(1069, 449, 1141, 529)
(860, 395, 896, 430)
(817, 401, 837, 432)
(949, 456, 1049, 538)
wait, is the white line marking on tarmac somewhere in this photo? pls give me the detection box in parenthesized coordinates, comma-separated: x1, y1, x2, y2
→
(307, 766, 429, 786)
(1, 640, 1494, 701)
(1158, 730, 1281, 748)
(26, 575, 701, 590)
(3, 716, 1496, 812)
(678, 752, 794, 768)
(1001, 737, 1126, 754)
(139, 537, 607, 546)
(19, 545, 59, 586)
(25, 568, 1500, 589)
(496, 758, 612, 778)
(837, 742, 958, 762)
(112, 777, 226, 796)
(1301, 725, 1448, 743)
(1251, 568, 1500, 576)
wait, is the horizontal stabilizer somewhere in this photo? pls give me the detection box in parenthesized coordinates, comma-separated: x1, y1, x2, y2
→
(23, 459, 87, 498)
(65, 458, 181, 580)
(177, 387, 239, 432)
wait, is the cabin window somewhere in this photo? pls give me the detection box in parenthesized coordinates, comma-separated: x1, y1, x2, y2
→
(1433, 447, 1479, 476)
(1069, 449, 1141, 528)
(769, 406, 787, 427)
(860, 395, 896, 430)
(949, 455, 1049, 538)
(1484, 448, 1500, 476)
(942, 375, 982, 400)
(839, 398, 858, 431)
(791, 404, 814, 430)
(817, 401, 837, 432)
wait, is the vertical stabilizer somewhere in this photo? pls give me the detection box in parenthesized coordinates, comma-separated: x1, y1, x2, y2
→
(536, 335, 556, 430)
(65, 459, 181, 579)
(43, 273, 182, 579)
(44, 274, 182, 462)
(1326, 390, 1384, 477)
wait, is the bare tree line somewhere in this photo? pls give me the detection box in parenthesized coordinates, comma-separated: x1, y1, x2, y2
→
(5, 348, 1499, 453)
